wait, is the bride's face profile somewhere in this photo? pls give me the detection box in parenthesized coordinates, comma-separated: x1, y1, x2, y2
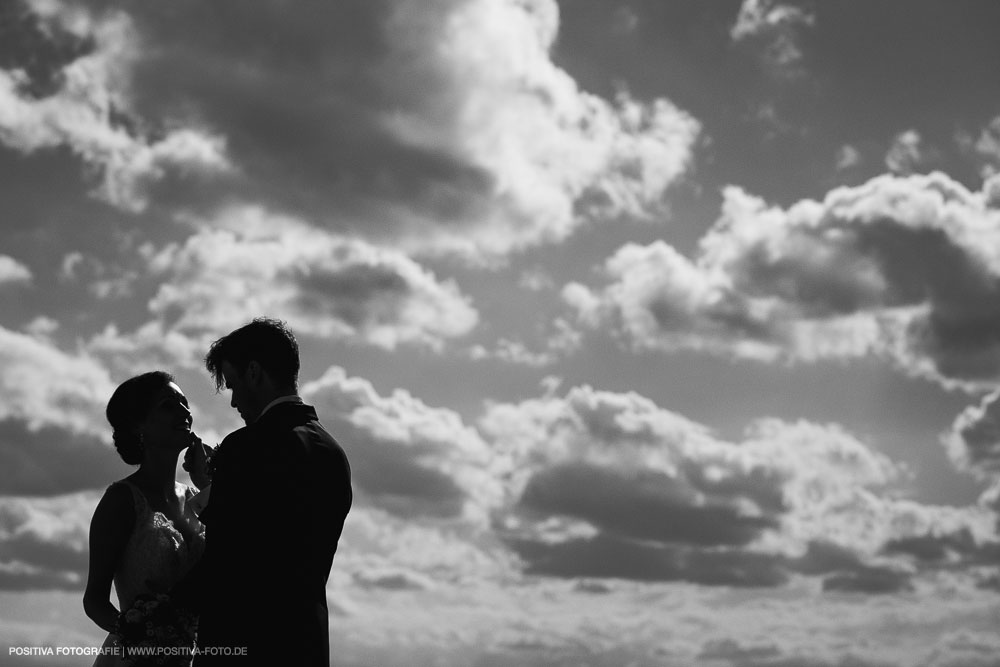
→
(138, 381, 193, 452)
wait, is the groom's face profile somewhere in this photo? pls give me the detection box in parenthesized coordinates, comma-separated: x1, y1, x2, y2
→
(221, 360, 262, 424)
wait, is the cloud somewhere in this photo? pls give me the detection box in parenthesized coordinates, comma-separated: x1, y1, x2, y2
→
(697, 637, 898, 667)
(351, 567, 436, 592)
(885, 129, 940, 176)
(611, 6, 639, 36)
(881, 527, 1000, 569)
(0, 492, 96, 591)
(518, 462, 777, 548)
(946, 390, 1000, 479)
(0, 326, 130, 499)
(820, 566, 913, 595)
(57, 251, 139, 300)
(479, 383, 994, 586)
(0, 419, 122, 495)
(0, 255, 32, 285)
(0, 616, 102, 667)
(302, 367, 502, 523)
(143, 208, 478, 351)
(562, 240, 790, 362)
(920, 631, 1000, 667)
(469, 339, 556, 368)
(84, 320, 210, 378)
(11, 0, 696, 262)
(508, 534, 789, 587)
(0, 324, 115, 436)
(961, 115, 1000, 179)
(468, 318, 581, 367)
(566, 172, 1000, 389)
(731, 0, 815, 83)
(0, 0, 231, 212)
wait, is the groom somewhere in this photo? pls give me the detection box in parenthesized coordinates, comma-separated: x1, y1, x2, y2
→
(177, 317, 352, 666)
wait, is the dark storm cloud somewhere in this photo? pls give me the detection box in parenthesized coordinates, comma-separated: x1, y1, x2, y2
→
(821, 568, 913, 595)
(882, 528, 1000, 573)
(947, 391, 1000, 477)
(519, 462, 777, 547)
(0, 419, 122, 496)
(792, 540, 914, 595)
(0, 492, 95, 591)
(0, 567, 82, 591)
(352, 568, 434, 592)
(882, 529, 978, 564)
(697, 638, 782, 665)
(2, 0, 696, 261)
(697, 636, 899, 667)
(302, 367, 499, 522)
(113, 0, 496, 226)
(506, 530, 925, 591)
(338, 429, 469, 520)
(0, 1, 94, 98)
(292, 263, 412, 331)
(0, 530, 87, 576)
(506, 533, 788, 587)
(568, 173, 1000, 388)
(482, 384, 1000, 592)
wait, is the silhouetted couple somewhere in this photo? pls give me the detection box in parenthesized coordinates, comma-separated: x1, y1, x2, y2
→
(84, 318, 353, 666)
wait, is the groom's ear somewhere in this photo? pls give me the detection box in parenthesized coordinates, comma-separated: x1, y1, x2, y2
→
(246, 360, 262, 386)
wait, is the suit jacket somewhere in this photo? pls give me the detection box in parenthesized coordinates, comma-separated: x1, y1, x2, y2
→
(176, 402, 352, 666)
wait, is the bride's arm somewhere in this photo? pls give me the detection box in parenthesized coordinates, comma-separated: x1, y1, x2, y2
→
(83, 484, 133, 634)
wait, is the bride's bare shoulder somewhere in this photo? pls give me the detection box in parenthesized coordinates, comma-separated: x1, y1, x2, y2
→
(91, 481, 135, 531)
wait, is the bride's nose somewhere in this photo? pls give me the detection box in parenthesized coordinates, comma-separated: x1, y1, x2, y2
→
(174, 401, 191, 420)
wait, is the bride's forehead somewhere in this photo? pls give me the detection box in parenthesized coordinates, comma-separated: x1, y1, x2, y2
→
(154, 381, 187, 401)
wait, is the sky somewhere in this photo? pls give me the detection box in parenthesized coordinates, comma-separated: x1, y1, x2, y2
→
(1, 0, 1000, 665)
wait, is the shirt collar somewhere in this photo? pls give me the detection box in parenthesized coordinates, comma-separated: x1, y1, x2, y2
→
(255, 395, 303, 422)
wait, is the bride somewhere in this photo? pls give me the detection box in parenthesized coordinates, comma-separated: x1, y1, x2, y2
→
(84, 371, 209, 667)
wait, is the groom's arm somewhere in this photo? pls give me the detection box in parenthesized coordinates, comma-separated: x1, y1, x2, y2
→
(170, 555, 208, 613)
(171, 437, 234, 612)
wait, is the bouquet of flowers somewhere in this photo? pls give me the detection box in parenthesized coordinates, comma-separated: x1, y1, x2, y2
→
(115, 592, 197, 666)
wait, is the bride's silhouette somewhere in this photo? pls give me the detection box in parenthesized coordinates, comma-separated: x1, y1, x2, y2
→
(84, 371, 206, 667)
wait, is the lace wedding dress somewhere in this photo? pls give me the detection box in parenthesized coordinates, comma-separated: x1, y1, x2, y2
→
(93, 480, 205, 667)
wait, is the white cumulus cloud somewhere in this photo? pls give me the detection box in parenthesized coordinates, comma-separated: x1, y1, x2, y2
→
(0, 256, 32, 286)
(0, 0, 230, 212)
(145, 208, 479, 351)
(566, 172, 1000, 390)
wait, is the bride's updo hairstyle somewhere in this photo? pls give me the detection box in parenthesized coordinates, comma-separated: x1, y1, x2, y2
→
(106, 371, 176, 465)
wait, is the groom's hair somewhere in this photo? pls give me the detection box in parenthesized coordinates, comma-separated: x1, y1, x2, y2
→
(205, 317, 300, 392)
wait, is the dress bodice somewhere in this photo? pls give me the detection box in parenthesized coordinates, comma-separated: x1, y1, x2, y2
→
(112, 480, 205, 612)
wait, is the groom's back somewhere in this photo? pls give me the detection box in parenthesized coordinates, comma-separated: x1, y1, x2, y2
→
(197, 402, 352, 666)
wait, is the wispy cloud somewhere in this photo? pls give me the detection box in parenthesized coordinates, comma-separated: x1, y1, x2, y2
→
(0, 256, 32, 286)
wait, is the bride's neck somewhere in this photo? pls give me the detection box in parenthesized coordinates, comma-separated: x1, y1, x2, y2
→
(135, 451, 180, 497)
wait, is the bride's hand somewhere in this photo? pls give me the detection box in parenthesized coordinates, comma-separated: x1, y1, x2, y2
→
(183, 434, 213, 490)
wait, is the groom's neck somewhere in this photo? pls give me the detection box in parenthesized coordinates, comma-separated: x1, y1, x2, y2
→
(247, 384, 296, 418)
(256, 384, 296, 405)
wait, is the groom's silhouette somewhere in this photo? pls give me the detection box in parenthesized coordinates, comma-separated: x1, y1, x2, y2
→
(176, 318, 352, 666)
